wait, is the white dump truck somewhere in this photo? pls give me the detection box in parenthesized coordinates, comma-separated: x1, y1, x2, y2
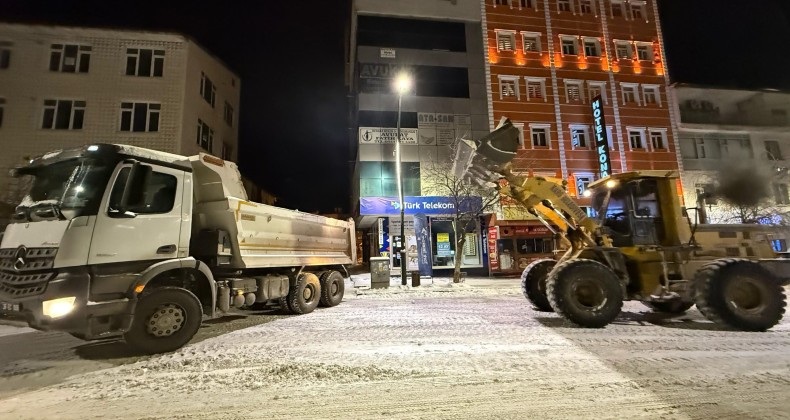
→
(0, 144, 355, 353)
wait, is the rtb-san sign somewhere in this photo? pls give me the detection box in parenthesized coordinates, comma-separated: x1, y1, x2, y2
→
(591, 95, 612, 178)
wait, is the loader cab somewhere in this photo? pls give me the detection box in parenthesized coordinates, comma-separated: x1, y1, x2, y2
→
(590, 174, 682, 248)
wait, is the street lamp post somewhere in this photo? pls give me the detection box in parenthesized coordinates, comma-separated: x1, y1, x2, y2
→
(394, 73, 411, 286)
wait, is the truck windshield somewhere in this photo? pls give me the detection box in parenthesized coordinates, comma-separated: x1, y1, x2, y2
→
(13, 158, 112, 221)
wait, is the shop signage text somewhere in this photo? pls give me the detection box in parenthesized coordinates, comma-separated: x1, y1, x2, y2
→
(591, 95, 612, 178)
(360, 196, 483, 215)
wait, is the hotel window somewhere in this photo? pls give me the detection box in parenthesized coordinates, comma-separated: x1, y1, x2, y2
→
(611, 0, 624, 17)
(494, 0, 509, 5)
(522, 33, 541, 52)
(575, 174, 595, 196)
(614, 41, 632, 59)
(643, 85, 660, 106)
(570, 125, 590, 149)
(499, 76, 520, 100)
(588, 81, 607, 104)
(531, 126, 549, 147)
(636, 43, 652, 61)
(197, 119, 214, 152)
(519, 0, 534, 8)
(631, 1, 646, 19)
(583, 38, 600, 57)
(561, 36, 578, 55)
(126, 48, 165, 77)
(629, 129, 645, 150)
(200, 72, 216, 107)
(513, 123, 526, 148)
(621, 83, 640, 106)
(120, 102, 160, 132)
(558, 0, 572, 13)
(579, 0, 593, 14)
(526, 78, 546, 101)
(49, 44, 91, 73)
(496, 30, 516, 51)
(650, 130, 667, 150)
(565, 80, 584, 103)
(42, 99, 85, 130)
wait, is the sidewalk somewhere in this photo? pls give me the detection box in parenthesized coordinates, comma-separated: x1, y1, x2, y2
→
(348, 272, 521, 291)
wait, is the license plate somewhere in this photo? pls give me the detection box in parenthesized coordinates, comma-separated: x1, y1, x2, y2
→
(0, 302, 20, 312)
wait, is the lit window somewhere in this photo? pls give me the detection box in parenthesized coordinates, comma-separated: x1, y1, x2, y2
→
(42, 99, 85, 130)
(522, 33, 541, 52)
(499, 77, 519, 99)
(631, 1, 646, 19)
(650, 130, 666, 150)
(565, 80, 584, 103)
(558, 0, 572, 12)
(561, 36, 578, 55)
(583, 38, 600, 56)
(496, 30, 516, 51)
(643, 85, 660, 105)
(531, 127, 549, 147)
(526, 78, 545, 101)
(519, 0, 534, 8)
(200, 72, 216, 107)
(126, 48, 165, 77)
(570, 125, 590, 149)
(579, 0, 593, 14)
(614, 41, 632, 59)
(629, 130, 645, 149)
(588, 81, 607, 104)
(636, 44, 652, 61)
(120, 102, 160, 132)
(197, 119, 214, 152)
(622, 84, 640, 105)
(575, 174, 594, 196)
(49, 44, 91, 73)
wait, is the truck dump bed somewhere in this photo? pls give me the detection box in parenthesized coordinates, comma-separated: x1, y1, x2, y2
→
(190, 154, 355, 269)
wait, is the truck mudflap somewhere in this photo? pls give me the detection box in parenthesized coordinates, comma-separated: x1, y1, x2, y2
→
(5, 269, 137, 340)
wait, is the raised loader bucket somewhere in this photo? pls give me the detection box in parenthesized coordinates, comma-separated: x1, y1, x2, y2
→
(475, 118, 520, 165)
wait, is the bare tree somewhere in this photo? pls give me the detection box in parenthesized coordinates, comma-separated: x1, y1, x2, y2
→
(700, 162, 790, 225)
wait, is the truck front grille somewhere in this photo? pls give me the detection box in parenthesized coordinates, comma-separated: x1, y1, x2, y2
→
(0, 247, 58, 300)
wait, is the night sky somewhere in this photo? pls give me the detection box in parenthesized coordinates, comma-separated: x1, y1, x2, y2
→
(2, 0, 790, 213)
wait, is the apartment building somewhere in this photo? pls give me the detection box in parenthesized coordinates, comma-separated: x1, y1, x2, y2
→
(0, 23, 240, 222)
(673, 84, 790, 224)
(483, 0, 681, 274)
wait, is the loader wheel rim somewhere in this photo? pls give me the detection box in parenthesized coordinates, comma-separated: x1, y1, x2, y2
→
(727, 278, 767, 314)
(146, 303, 185, 338)
(570, 279, 607, 310)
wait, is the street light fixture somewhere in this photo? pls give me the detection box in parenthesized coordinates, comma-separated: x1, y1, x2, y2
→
(393, 72, 411, 285)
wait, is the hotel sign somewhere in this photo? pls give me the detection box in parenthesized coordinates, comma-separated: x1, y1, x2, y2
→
(591, 95, 612, 178)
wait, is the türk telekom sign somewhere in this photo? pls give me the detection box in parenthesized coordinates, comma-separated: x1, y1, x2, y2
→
(591, 95, 612, 178)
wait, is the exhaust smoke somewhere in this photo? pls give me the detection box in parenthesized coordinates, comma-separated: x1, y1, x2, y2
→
(713, 162, 772, 207)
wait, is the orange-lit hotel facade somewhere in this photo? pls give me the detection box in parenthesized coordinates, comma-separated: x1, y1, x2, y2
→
(483, 0, 680, 189)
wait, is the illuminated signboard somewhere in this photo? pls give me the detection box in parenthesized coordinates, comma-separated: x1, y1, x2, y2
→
(591, 95, 612, 177)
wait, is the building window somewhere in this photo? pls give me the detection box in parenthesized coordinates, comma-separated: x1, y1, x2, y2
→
(631, 1, 646, 19)
(126, 48, 165, 77)
(496, 30, 516, 51)
(526, 78, 546, 101)
(530, 125, 549, 147)
(765, 140, 783, 160)
(0, 44, 10, 69)
(49, 44, 91, 73)
(588, 81, 607, 104)
(614, 41, 632, 59)
(575, 174, 594, 196)
(499, 76, 520, 100)
(692, 138, 706, 159)
(200, 72, 216, 107)
(120, 102, 160, 132)
(570, 125, 590, 149)
(513, 123, 526, 148)
(494, 0, 509, 5)
(773, 183, 790, 205)
(565, 80, 584, 103)
(224, 101, 234, 126)
(643, 85, 660, 105)
(611, 0, 624, 17)
(0, 98, 4, 128)
(583, 38, 600, 57)
(221, 142, 233, 160)
(696, 183, 718, 205)
(579, 0, 593, 14)
(519, 0, 534, 8)
(629, 129, 645, 149)
(42, 99, 85, 130)
(561, 36, 578, 55)
(636, 43, 652, 61)
(197, 119, 214, 151)
(558, 0, 572, 13)
(621, 83, 640, 105)
(650, 130, 666, 150)
(522, 33, 541, 52)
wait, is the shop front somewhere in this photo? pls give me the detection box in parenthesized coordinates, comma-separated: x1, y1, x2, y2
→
(487, 222, 557, 276)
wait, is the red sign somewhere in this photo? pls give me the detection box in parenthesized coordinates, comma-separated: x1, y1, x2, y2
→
(488, 226, 499, 271)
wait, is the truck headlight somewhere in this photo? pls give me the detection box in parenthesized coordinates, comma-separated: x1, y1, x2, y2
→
(42, 297, 76, 319)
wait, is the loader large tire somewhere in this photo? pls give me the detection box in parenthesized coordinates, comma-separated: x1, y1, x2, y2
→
(642, 300, 694, 314)
(520, 259, 555, 312)
(694, 259, 786, 331)
(546, 259, 623, 328)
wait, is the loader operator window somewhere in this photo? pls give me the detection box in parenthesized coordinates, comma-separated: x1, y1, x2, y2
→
(594, 187, 630, 236)
(109, 167, 177, 214)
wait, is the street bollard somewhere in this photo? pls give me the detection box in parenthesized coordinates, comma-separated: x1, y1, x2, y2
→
(411, 271, 420, 287)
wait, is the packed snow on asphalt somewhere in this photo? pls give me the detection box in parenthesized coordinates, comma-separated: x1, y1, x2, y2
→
(1, 276, 789, 419)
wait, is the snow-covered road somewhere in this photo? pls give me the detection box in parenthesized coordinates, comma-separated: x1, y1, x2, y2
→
(1, 279, 789, 419)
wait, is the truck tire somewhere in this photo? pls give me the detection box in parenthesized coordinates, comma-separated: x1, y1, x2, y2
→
(693, 259, 786, 331)
(124, 287, 203, 354)
(278, 295, 294, 314)
(319, 270, 345, 307)
(546, 259, 623, 328)
(642, 300, 694, 314)
(520, 259, 555, 312)
(288, 272, 321, 314)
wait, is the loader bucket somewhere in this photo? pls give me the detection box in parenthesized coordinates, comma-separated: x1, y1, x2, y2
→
(475, 118, 520, 165)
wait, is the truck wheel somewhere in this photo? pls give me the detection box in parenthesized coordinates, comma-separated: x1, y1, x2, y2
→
(694, 259, 786, 331)
(278, 295, 294, 314)
(642, 300, 694, 314)
(546, 259, 623, 328)
(288, 272, 321, 314)
(520, 259, 555, 312)
(319, 271, 345, 307)
(124, 287, 203, 354)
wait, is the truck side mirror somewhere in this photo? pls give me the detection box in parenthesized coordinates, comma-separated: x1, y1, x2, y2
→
(119, 162, 152, 212)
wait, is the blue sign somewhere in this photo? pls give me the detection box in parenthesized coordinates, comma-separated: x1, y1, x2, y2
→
(360, 196, 483, 216)
(591, 96, 612, 178)
(413, 213, 433, 277)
